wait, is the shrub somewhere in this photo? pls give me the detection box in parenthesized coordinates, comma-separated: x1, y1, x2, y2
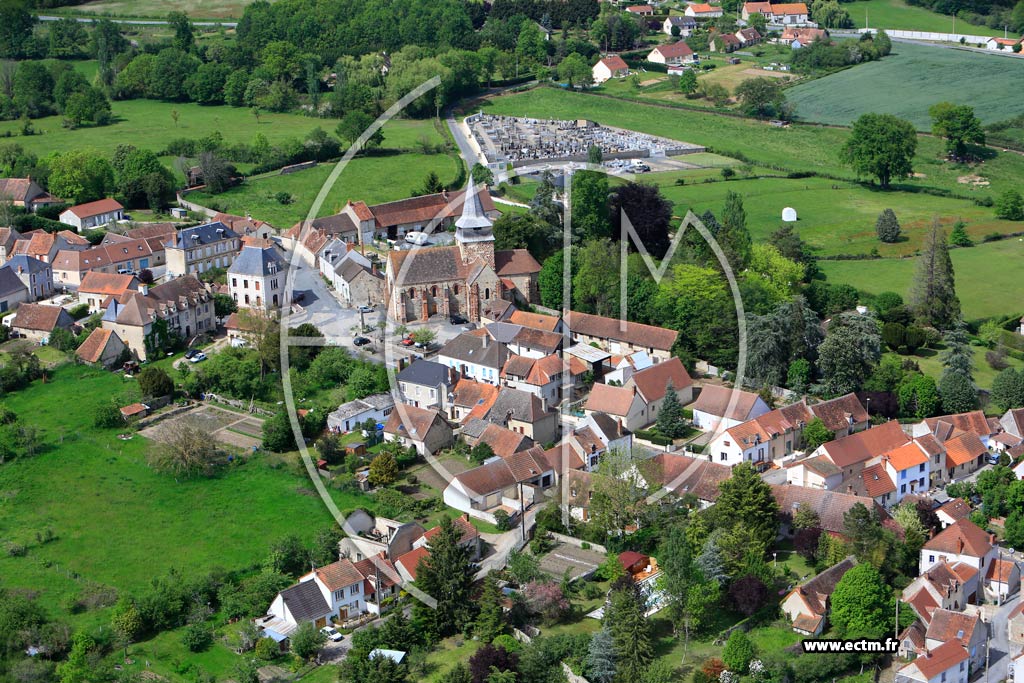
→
(138, 367, 174, 398)
(875, 208, 901, 243)
(995, 189, 1024, 220)
(181, 623, 213, 652)
(254, 636, 279, 661)
(94, 403, 123, 428)
(68, 303, 90, 320)
(494, 509, 512, 531)
(274, 191, 293, 205)
(492, 634, 523, 653)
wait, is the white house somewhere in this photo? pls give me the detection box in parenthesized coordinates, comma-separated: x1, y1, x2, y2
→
(663, 15, 697, 36)
(769, 2, 811, 24)
(919, 520, 996, 602)
(647, 41, 697, 66)
(397, 359, 456, 410)
(442, 446, 555, 523)
(603, 350, 653, 386)
(986, 37, 1022, 51)
(708, 400, 814, 467)
(879, 440, 930, 503)
(383, 404, 453, 456)
(684, 3, 723, 18)
(592, 56, 629, 85)
(437, 331, 508, 385)
(59, 198, 124, 232)
(895, 640, 969, 683)
(327, 393, 395, 433)
(584, 384, 648, 431)
(690, 384, 771, 432)
(228, 243, 286, 312)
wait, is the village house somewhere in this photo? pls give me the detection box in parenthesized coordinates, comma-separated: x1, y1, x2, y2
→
(449, 378, 500, 424)
(437, 330, 509, 385)
(663, 15, 698, 36)
(923, 609, 987, 673)
(500, 354, 565, 407)
(592, 55, 629, 84)
(565, 310, 679, 363)
(780, 26, 828, 47)
(397, 359, 456, 410)
(902, 560, 974, 623)
(360, 185, 500, 244)
(58, 198, 124, 232)
(7, 255, 52, 301)
(796, 420, 910, 486)
(340, 510, 425, 564)
(690, 384, 771, 433)
(74, 328, 128, 368)
(479, 386, 559, 445)
(626, 4, 655, 15)
(383, 404, 453, 456)
(584, 384, 648, 432)
(412, 514, 483, 562)
(51, 239, 159, 287)
(164, 221, 241, 277)
(618, 550, 666, 614)
(604, 350, 653, 385)
(0, 178, 61, 212)
(0, 264, 28, 313)
(771, 484, 890, 538)
(318, 241, 384, 307)
(642, 452, 732, 508)
(735, 27, 762, 45)
(100, 276, 216, 361)
(741, 1, 773, 20)
(710, 400, 814, 467)
(647, 41, 697, 66)
(781, 557, 857, 636)
(624, 356, 694, 423)
(508, 309, 562, 333)
(211, 212, 275, 241)
(327, 393, 395, 433)
(985, 556, 1020, 600)
(546, 411, 633, 473)
(810, 392, 870, 438)
(710, 32, 742, 52)
(0, 227, 20, 266)
(10, 303, 74, 342)
(914, 411, 998, 446)
(769, 2, 810, 24)
(986, 36, 1022, 51)
(895, 640, 970, 683)
(919, 519, 997, 602)
(14, 230, 89, 265)
(936, 499, 972, 529)
(443, 445, 555, 523)
(228, 242, 286, 312)
(78, 272, 140, 314)
(685, 2, 724, 19)
(500, 325, 563, 359)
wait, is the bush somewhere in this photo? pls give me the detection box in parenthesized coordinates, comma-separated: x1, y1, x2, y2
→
(494, 509, 512, 531)
(995, 189, 1024, 220)
(254, 636, 279, 661)
(492, 634, 523, 653)
(274, 191, 293, 205)
(94, 403, 123, 428)
(138, 367, 174, 398)
(181, 623, 213, 652)
(68, 303, 90, 320)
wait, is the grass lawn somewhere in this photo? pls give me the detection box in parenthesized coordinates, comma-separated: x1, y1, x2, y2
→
(819, 236, 1024, 321)
(423, 636, 483, 682)
(848, 0, 1006, 35)
(48, 0, 266, 19)
(0, 364, 383, 624)
(788, 41, 1024, 129)
(185, 150, 462, 227)
(481, 87, 1024, 198)
(889, 342, 1024, 394)
(656, 175, 1009, 257)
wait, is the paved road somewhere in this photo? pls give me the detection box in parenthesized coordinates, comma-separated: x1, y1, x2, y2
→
(446, 114, 481, 168)
(38, 14, 237, 27)
(984, 589, 1021, 683)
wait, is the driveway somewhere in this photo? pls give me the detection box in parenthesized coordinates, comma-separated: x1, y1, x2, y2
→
(982, 588, 1021, 683)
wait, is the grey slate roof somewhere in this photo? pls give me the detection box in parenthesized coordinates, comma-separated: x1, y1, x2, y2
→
(0, 265, 28, 298)
(397, 359, 452, 388)
(6, 255, 50, 274)
(228, 244, 285, 277)
(329, 393, 395, 423)
(462, 417, 490, 440)
(487, 387, 547, 424)
(440, 332, 508, 369)
(279, 580, 331, 622)
(166, 221, 238, 248)
(486, 322, 522, 344)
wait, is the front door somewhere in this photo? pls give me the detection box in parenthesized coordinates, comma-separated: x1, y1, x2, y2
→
(314, 616, 326, 628)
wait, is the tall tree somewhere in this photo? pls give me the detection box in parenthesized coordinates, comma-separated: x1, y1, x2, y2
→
(473, 574, 505, 643)
(829, 563, 891, 639)
(659, 526, 718, 655)
(746, 296, 823, 388)
(712, 463, 779, 551)
(910, 220, 960, 330)
(572, 238, 620, 316)
(991, 368, 1024, 412)
(816, 312, 882, 396)
(604, 582, 653, 683)
(167, 11, 195, 52)
(413, 517, 475, 639)
(530, 170, 562, 228)
(929, 102, 985, 158)
(45, 149, 114, 205)
(656, 382, 687, 439)
(609, 182, 672, 259)
(587, 627, 616, 683)
(718, 191, 752, 270)
(938, 319, 977, 413)
(875, 208, 901, 243)
(571, 170, 611, 241)
(840, 113, 917, 188)
(842, 503, 886, 566)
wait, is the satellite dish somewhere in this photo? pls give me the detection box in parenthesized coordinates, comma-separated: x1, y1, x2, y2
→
(782, 207, 798, 222)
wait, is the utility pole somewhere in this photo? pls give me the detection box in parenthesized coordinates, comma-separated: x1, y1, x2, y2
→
(895, 597, 899, 641)
(519, 480, 526, 542)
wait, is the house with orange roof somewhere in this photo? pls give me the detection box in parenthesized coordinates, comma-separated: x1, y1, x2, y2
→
(923, 608, 987, 673)
(935, 498, 972, 529)
(394, 545, 430, 582)
(895, 639, 970, 683)
(75, 328, 127, 368)
(59, 198, 124, 232)
(769, 2, 810, 24)
(741, 1, 772, 20)
(450, 377, 500, 423)
(592, 55, 629, 84)
(565, 309, 678, 362)
(986, 36, 1022, 51)
(626, 4, 655, 15)
(781, 557, 856, 635)
(501, 353, 565, 406)
(584, 383, 647, 431)
(985, 557, 1019, 599)
(812, 420, 910, 483)
(920, 519, 996, 602)
(647, 41, 697, 66)
(442, 445, 555, 523)
(690, 384, 771, 432)
(684, 2, 723, 18)
(877, 440, 931, 503)
(709, 400, 813, 466)
(941, 430, 988, 482)
(78, 272, 140, 313)
(902, 559, 974, 622)
(913, 410, 997, 446)
(11, 302, 74, 342)
(13, 230, 89, 265)
(412, 513, 482, 561)
(624, 356, 694, 421)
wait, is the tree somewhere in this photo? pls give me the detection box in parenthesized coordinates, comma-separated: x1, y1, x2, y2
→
(530, 170, 562, 228)
(713, 463, 779, 551)
(940, 371, 977, 414)
(290, 622, 326, 660)
(138, 366, 174, 398)
(734, 78, 785, 119)
(167, 11, 194, 52)
(840, 113, 917, 188)
(656, 382, 687, 438)
(111, 598, 143, 643)
(991, 368, 1024, 412)
(719, 191, 752, 269)
(558, 52, 593, 88)
(660, 527, 719, 654)
(843, 503, 886, 566)
(605, 583, 653, 683)
(829, 563, 891, 639)
(948, 220, 972, 247)
(940, 319, 974, 385)
(571, 170, 611, 241)
(506, 549, 542, 585)
(722, 629, 756, 674)
(538, 250, 566, 309)
(910, 219, 960, 329)
(148, 425, 221, 478)
(815, 312, 881, 396)
(262, 410, 295, 453)
(587, 627, 616, 683)
(524, 581, 570, 623)
(572, 238, 619, 316)
(609, 182, 672, 259)
(213, 293, 237, 320)
(729, 574, 768, 617)
(13, 62, 54, 119)
(793, 502, 821, 530)
(197, 151, 234, 194)
(898, 374, 939, 419)
(471, 163, 494, 187)
(1005, 509, 1024, 548)
(995, 189, 1024, 221)
(875, 208, 901, 243)
(929, 102, 984, 158)
(474, 573, 505, 643)
(45, 150, 113, 205)
(0, 1, 35, 59)
(679, 69, 698, 95)
(336, 110, 384, 150)
(492, 214, 558, 262)
(414, 517, 474, 638)
(368, 451, 399, 486)
(470, 441, 495, 465)
(112, 144, 174, 210)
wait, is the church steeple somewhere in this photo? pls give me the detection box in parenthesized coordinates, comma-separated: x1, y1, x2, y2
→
(455, 179, 495, 268)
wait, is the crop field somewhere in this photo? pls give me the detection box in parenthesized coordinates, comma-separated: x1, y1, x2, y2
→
(654, 175, 1013, 257)
(481, 87, 1024, 197)
(186, 150, 462, 227)
(788, 41, 1024, 129)
(848, 0, 1005, 35)
(819, 236, 1024, 320)
(50, 0, 269, 19)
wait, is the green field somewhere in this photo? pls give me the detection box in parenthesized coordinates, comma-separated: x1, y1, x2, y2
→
(655, 175, 1013, 257)
(482, 87, 1024, 198)
(186, 150, 462, 227)
(48, 0, 266, 19)
(788, 41, 1024, 129)
(819, 237, 1024, 320)
(849, 0, 1006, 36)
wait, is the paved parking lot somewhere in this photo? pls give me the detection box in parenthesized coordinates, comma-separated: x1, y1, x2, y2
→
(538, 541, 605, 581)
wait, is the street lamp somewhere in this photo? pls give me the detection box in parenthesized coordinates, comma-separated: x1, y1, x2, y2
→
(772, 551, 777, 568)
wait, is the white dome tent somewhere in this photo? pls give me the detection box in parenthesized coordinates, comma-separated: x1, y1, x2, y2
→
(782, 207, 798, 222)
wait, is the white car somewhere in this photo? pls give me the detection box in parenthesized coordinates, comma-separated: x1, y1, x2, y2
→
(188, 352, 207, 363)
(320, 626, 342, 642)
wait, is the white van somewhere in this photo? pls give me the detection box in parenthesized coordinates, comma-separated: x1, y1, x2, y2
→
(404, 231, 429, 246)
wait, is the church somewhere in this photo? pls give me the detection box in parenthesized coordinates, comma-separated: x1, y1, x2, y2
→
(385, 181, 542, 323)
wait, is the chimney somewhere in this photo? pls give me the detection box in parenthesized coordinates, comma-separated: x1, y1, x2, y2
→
(989, 533, 996, 545)
(17, 266, 22, 274)
(346, 242, 355, 252)
(462, 512, 470, 522)
(482, 334, 489, 348)
(372, 262, 378, 276)
(541, 396, 548, 413)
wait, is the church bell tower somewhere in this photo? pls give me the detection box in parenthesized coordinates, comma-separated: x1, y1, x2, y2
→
(455, 179, 495, 269)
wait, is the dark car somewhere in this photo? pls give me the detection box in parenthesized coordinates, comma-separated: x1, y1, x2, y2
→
(353, 336, 371, 346)
(184, 349, 199, 359)
(450, 314, 468, 325)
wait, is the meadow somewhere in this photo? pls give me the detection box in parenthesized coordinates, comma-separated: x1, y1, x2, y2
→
(847, 0, 1006, 35)
(186, 149, 462, 227)
(46, 0, 264, 20)
(655, 174, 1010, 257)
(819, 236, 1024, 320)
(481, 86, 1024, 197)
(787, 41, 1024, 129)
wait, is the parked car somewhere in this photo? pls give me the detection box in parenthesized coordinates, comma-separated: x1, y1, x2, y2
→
(353, 336, 371, 346)
(449, 314, 468, 325)
(358, 305, 374, 313)
(400, 337, 415, 346)
(404, 231, 430, 246)
(188, 352, 207, 363)
(987, 452, 1001, 465)
(184, 349, 199, 360)
(320, 626, 343, 642)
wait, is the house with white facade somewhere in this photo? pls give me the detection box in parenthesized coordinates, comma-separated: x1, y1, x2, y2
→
(584, 384, 648, 431)
(895, 640, 970, 683)
(228, 242, 286, 312)
(920, 520, 996, 602)
(690, 384, 771, 432)
(59, 198, 124, 232)
(663, 15, 698, 36)
(397, 359, 456, 410)
(781, 557, 857, 635)
(647, 41, 697, 66)
(592, 56, 629, 84)
(442, 445, 555, 523)
(437, 331, 508, 385)
(685, 3, 723, 18)
(327, 393, 395, 433)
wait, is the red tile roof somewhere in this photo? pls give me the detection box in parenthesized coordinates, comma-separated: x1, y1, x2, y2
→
(12, 303, 69, 332)
(944, 431, 987, 466)
(64, 198, 123, 219)
(936, 498, 972, 523)
(692, 384, 763, 422)
(923, 519, 992, 558)
(395, 546, 430, 581)
(423, 515, 479, 545)
(313, 559, 364, 590)
(495, 249, 542, 276)
(901, 639, 968, 680)
(79, 271, 138, 297)
(925, 608, 980, 647)
(566, 310, 677, 351)
(809, 393, 868, 432)
(986, 558, 1017, 584)
(599, 55, 629, 71)
(653, 41, 694, 59)
(821, 421, 909, 468)
(884, 441, 929, 471)
(772, 2, 808, 14)
(508, 310, 560, 331)
(75, 328, 115, 364)
(585, 384, 638, 417)
(860, 463, 896, 497)
(924, 411, 993, 438)
(627, 357, 692, 403)
(476, 423, 533, 458)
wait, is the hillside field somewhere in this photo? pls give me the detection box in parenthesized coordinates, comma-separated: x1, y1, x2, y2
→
(848, 0, 1006, 36)
(787, 41, 1024, 129)
(819, 237, 1024, 320)
(44, 0, 266, 19)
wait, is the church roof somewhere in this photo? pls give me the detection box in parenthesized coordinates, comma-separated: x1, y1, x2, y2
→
(455, 181, 493, 230)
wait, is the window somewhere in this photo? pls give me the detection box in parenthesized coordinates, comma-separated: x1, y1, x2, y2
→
(720, 453, 727, 461)
(941, 674, 946, 683)
(255, 281, 260, 291)
(960, 663, 965, 672)
(901, 470, 907, 479)
(901, 484, 906, 494)
(929, 555, 935, 563)
(334, 589, 343, 601)
(919, 463, 925, 472)
(349, 585, 359, 596)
